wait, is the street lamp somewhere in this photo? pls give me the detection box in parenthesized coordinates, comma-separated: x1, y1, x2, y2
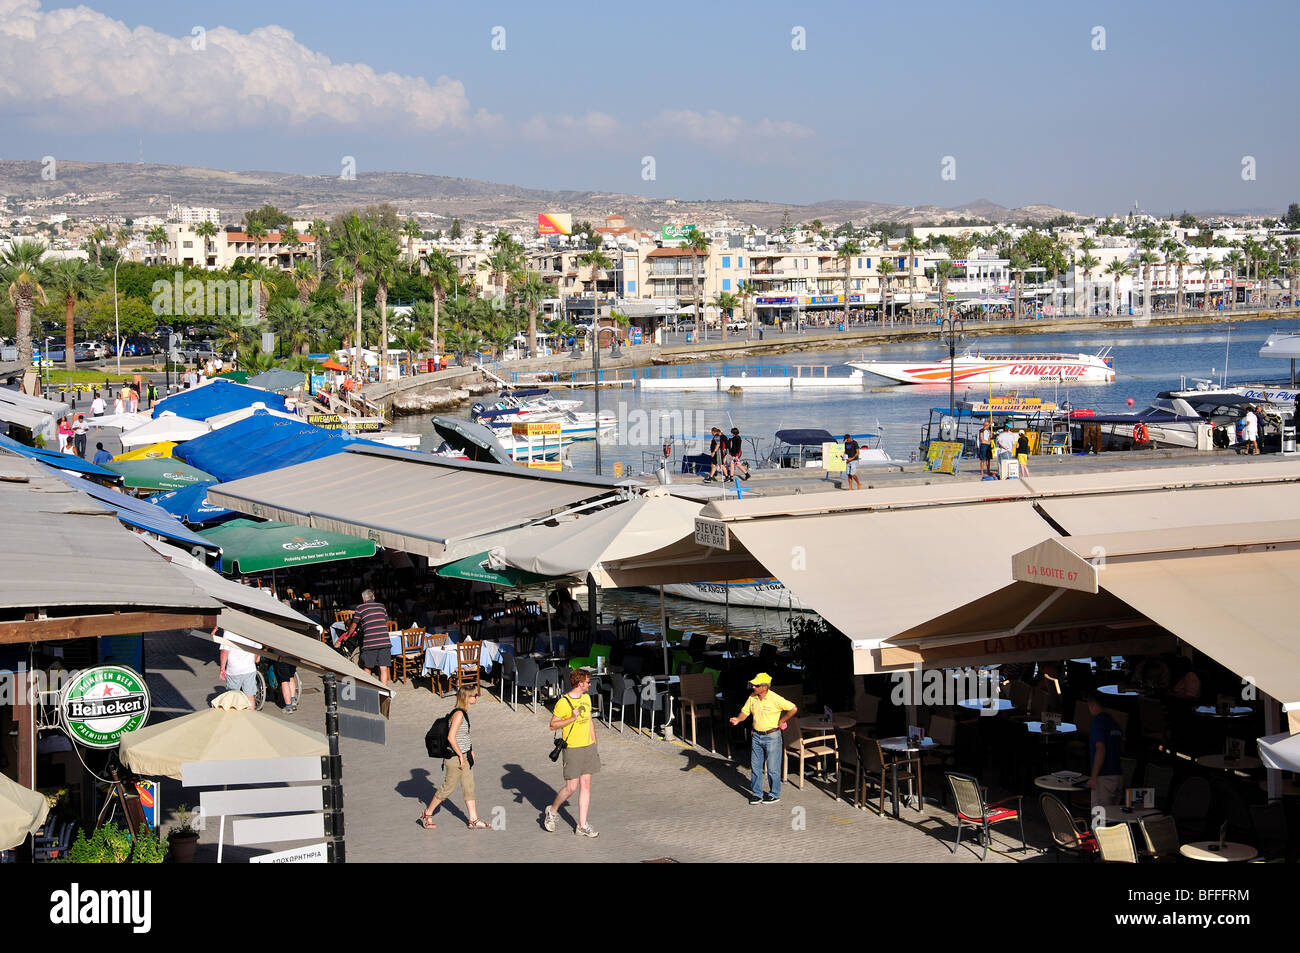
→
(113, 256, 122, 375)
(43, 335, 50, 394)
(940, 316, 966, 422)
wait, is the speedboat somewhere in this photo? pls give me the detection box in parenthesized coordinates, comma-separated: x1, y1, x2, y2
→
(480, 408, 616, 441)
(848, 347, 1114, 385)
(469, 388, 583, 423)
(764, 429, 894, 468)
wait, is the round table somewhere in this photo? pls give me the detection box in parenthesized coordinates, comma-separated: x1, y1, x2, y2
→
(957, 698, 1014, 713)
(1179, 841, 1258, 863)
(1195, 705, 1253, 718)
(1099, 805, 1161, 824)
(1098, 684, 1141, 697)
(880, 736, 936, 818)
(798, 713, 856, 733)
(1034, 773, 1088, 793)
(1027, 721, 1077, 735)
(1196, 755, 1261, 772)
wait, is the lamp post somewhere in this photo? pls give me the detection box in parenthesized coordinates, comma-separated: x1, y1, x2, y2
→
(43, 336, 50, 394)
(940, 316, 965, 422)
(113, 256, 122, 375)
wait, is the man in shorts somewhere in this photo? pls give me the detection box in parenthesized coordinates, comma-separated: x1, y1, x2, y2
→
(705, 427, 728, 482)
(345, 589, 392, 686)
(544, 669, 600, 837)
(728, 427, 751, 481)
(977, 422, 993, 476)
(217, 628, 260, 704)
(842, 433, 861, 490)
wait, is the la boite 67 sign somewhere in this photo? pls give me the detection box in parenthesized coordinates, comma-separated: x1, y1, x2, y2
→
(61, 665, 151, 748)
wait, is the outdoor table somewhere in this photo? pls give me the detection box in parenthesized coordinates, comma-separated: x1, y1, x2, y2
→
(798, 713, 856, 732)
(422, 641, 506, 680)
(1026, 721, 1077, 734)
(1195, 705, 1252, 718)
(1098, 684, 1141, 697)
(1196, 755, 1261, 772)
(957, 698, 1014, 713)
(880, 736, 936, 818)
(1099, 805, 1162, 824)
(1179, 841, 1258, 863)
(1034, 772, 1088, 793)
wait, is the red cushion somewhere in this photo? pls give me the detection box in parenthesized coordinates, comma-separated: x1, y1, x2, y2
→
(1078, 831, 1099, 851)
(958, 806, 1018, 823)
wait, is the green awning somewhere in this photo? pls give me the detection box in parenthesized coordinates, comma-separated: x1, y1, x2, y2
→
(200, 518, 378, 574)
(436, 551, 554, 588)
(102, 459, 216, 492)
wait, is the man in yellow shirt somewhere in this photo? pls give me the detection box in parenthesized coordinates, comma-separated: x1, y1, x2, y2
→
(730, 673, 797, 804)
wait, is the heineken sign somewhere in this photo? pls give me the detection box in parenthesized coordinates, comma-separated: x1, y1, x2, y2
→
(60, 665, 151, 748)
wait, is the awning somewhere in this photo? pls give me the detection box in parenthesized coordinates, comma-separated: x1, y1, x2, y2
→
(114, 441, 177, 461)
(102, 458, 216, 492)
(152, 378, 288, 421)
(246, 368, 309, 393)
(0, 432, 123, 481)
(53, 472, 219, 552)
(206, 607, 392, 698)
(207, 445, 623, 562)
(0, 770, 50, 851)
(139, 536, 321, 635)
(118, 412, 210, 449)
(199, 518, 377, 574)
(437, 551, 554, 587)
(1258, 731, 1300, 772)
(175, 411, 384, 483)
(148, 480, 235, 524)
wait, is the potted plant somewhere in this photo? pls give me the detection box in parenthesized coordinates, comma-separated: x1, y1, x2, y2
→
(64, 822, 133, 863)
(166, 804, 200, 863)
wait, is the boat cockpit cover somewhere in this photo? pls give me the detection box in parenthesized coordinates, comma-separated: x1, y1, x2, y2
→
(774, 428, 834, 445)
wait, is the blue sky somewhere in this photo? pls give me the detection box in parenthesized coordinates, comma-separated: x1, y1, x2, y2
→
(3, 0, 1298, 214)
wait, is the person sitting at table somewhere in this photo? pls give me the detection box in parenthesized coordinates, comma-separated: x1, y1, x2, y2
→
(549, 585, 581, 628)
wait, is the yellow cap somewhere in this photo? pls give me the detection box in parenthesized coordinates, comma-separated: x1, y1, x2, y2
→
(749, 672, 773, 686)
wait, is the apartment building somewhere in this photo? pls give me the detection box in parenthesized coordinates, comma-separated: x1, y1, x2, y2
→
(163, 224, 316, 270)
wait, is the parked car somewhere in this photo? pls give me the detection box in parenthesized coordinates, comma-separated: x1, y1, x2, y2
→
(175, 340, 219, 363)
(726, 320, 750, 332)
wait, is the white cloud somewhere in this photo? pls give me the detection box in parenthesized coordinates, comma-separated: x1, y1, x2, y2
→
(0, 0, 475, 133)
(517, 111, 620, 141)
(647, 110, 816, 149)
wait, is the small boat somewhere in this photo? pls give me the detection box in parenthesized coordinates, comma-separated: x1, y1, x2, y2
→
(469, 388, 583, 423)
(662, 579, 811, 611)
(480, 408, 616, 441)
(765, 428, 894, 469)
(849, 347, 1115, 385)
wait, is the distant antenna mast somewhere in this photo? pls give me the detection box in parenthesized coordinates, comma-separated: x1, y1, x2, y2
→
(138, 137, 144, 164)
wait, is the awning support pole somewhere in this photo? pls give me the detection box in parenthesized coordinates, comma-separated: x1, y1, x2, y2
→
(659, 584, 668, 675)
(323, 673, 346, 863)
(587, 572, 597, 645)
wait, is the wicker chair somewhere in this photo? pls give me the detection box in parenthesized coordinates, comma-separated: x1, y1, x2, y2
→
(1095, 822, 1138, 863)
(678, 673, 721, 750)
(1138, 814, 1181, 861)
(1039, 793, 1098, 861)
(945, 772, 1026, 860)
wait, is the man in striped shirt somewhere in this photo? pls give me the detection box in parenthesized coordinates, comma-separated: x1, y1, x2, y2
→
(346, 589, 392, 685)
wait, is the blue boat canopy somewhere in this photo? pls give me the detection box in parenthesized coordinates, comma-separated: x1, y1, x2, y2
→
(152, 379, 288, 421)
(0, 432, 123, 481)
(774, 428, 835, 445)
(51, 471, 219, 551)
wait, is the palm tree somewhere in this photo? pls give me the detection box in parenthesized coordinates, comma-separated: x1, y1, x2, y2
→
(932, 259, 955, 320)
(1, 240, 49, 378)
(1077, 252, 1100, 316)
(363, 227, 401, 380)
(402, 219, 422, 272)
(1008, 254, 1028, 320)
(1286, 239, 1300, 307)
(268, 299, 312, 357)
(1170, 246, 1192, 314)
(330, 212, 370, 373)
(397, 329, 427, 371)
(308, 219, 330, 272)
(1137, 251, 1160, 316)
(246, 221, 268, 266)
(1223, 249, 1245, 310)
(1197, 255, 1219, 309)
(876, 258, 897, 324)
(195, 220, 218, 266)
(282, 224, 300, 266)
(44, 258, 103, 373)
(146, 225, 168, 265)
(424, 249, 458, 356)
(480, 243, 522, 305)
(901, 236, 924, 320)
(836, 239, 862, 322)
(88, 226, 110, 266)
(291, 259, 320, 309)
(710, 292, 740, 334)
(683, 230, 712, 337)
(241, 261, 278, 325)
(736, 283, 754, 337)
(1104, 258, 1133, 315)
(512, 269, 550, 357)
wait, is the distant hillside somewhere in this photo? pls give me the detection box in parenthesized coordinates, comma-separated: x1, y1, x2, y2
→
(0, 159, 1081, 228)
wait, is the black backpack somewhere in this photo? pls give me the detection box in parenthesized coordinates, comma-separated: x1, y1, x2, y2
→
(424, 708, 468, 759)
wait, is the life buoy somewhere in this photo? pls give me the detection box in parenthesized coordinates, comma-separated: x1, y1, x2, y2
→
(1133, 422, 1149, 444)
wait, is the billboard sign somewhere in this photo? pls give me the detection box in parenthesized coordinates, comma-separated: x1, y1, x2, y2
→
(538, 213, 572, 235)
(661, 223, 697, 241)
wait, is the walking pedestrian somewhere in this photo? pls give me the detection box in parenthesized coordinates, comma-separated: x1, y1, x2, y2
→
(1015, 429, 1031, 475)
(90, 391, 105, 417)
(72, 414, 88, 457)
(1086, 692, 1124, 808)
(705, 427, 728, 482)
(127, 385, 139, 414)
(113, 391, 124, 416)
(728, 427, 751, 481)
(843, 433, 861, 490)
(543, 669, 600, 837)
(420, 686, 490, 829)
(343, 588, 392, 686)
(729, 673, 797, 804)
(217, 628, 260, 705)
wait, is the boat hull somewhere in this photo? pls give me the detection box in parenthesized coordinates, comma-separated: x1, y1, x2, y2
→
(662, 579, 810, 611)
(848, 357, 1114, 385)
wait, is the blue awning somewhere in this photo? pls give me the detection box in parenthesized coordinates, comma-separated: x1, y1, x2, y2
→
(0, 432, 123, 482)
(147, 480, 236, 524)
(152, 379, 288, 421)
(174, 411, 386, 482)
(50, 471, 220, 551)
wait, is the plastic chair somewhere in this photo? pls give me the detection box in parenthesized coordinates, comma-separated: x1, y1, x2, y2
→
(602, 673, 639, 732)
(513, 656, 560, 714)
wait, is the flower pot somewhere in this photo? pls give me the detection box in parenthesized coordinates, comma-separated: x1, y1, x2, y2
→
(168, 831, 199, 864)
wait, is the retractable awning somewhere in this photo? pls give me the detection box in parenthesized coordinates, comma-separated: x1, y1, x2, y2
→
(207, 445, 623, 562)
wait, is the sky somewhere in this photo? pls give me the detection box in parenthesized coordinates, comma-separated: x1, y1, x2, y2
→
(2, 0, 1298, 215)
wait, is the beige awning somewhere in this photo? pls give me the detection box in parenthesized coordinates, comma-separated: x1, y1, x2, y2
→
(207, 446, 622, 561)
(206, 607, 393, 699)
(0, 771, 50, 851)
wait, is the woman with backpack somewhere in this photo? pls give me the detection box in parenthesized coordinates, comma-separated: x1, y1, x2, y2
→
(420, 686, 489, 829)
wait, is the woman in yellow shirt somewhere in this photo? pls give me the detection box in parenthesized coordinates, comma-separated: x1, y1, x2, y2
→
(544, 669, 600, 837)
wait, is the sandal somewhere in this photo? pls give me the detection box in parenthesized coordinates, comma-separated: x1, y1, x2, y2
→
(419, 812, 436, 829)
(467, 819, 490, 830)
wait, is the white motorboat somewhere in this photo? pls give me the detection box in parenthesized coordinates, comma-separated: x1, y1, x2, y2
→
(849, 347, 1114, 385)
(482, 408, 616, 441)
(469, 388, 583, 424)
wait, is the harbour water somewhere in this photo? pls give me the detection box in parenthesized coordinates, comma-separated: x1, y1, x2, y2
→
(391, 320, 1300, 642)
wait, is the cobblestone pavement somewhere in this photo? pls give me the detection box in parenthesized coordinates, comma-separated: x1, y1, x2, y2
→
(147, 631, 1026, 863)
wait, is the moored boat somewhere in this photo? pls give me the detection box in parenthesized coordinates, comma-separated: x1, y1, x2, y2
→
(849, 347, 1114, 385)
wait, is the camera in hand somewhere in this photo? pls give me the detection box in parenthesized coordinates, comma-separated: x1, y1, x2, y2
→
(548, 737, 567, 762)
